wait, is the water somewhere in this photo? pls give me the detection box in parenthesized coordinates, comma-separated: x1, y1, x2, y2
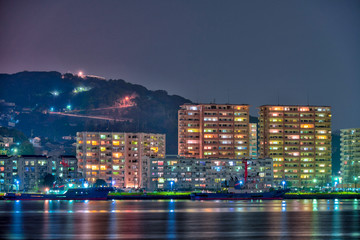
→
(0, 199, 359, 239)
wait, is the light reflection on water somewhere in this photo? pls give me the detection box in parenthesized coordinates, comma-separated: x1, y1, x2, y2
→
(0, 199, 359, 239)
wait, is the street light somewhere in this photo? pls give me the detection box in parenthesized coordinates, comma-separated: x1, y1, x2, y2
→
(15, 180, 19, 192)
(354, 177, 358, 189)
(282, 181, 286, 189)
(170, 181, 174, 192)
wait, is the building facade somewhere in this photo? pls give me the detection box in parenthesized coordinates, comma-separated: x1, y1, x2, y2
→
(0, 155, 78, 191)
(76, 132, 165, 188)
(340, 128, 360, 187)
(258, 105, 332, 187)
(142, 156, 273, 191)
(178, 104, 251, 159)
(249, 123, 258, 159)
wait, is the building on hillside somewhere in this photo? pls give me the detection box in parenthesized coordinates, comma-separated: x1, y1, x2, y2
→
(258, 105, 332, 187)
(0, 136, 15, 155)
(0, 155, 78, 191)
(141, 156, 273, 191)
(76, 132, 165, 188)
(178, 104, 251, 159)
(340, 128, 360, 187)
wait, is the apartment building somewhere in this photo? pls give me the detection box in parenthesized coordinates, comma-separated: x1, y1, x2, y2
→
(249, 123, 258, 159)
(258, 105, 332, 187)
(0, 155, 78, 191)
(76, 132, 165, 188)
(178, 104, 250, 159)
(141, 156, 273, 191)
(340, 128, 360, 187)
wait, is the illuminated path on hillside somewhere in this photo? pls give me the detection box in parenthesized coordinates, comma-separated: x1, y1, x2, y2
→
(67, 104, 135, 113)
(49, 112, 132, 122)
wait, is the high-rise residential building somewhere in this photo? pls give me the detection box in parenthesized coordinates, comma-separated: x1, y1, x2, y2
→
(76, 132, 165, 188)
(178, 104, 250, 159)
(249, 123, 258, 159)
(141, 156, 273, 191)
(258, 105, 332, 187)
(340, 128, 360, 187)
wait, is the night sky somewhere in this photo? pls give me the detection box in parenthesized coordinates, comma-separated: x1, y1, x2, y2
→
(0, 0, 359, 130)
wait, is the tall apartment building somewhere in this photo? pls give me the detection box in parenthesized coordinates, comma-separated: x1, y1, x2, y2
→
(0, 155, 78, 191)
(178, 104, 250, 159)
(249, 123, 258, 159)
(340, 128, 360, 186)
(258, 105, 332, 187)
(76, 132, 165, 188)
(141, 156, 273, 191)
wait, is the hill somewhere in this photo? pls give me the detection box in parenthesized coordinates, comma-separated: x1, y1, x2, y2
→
(0, 71, 191, 154)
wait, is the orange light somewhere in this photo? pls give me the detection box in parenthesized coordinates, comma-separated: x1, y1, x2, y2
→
(112, 152, 123, 158)
(301, 124, 314, 128)
(300, 107, 309, 111)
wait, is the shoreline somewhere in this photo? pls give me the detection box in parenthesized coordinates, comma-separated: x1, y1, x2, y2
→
(1, 193, 360, 200)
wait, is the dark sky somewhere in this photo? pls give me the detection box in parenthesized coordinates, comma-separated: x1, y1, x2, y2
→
(0, 0, 359, 130)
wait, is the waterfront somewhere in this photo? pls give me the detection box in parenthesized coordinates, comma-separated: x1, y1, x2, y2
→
(0, 199, 359, 239)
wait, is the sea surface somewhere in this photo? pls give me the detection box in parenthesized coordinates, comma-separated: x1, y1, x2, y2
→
(0, 199, 359, 239)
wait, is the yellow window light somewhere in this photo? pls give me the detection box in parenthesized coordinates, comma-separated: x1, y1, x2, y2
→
(150, 147, 159, 153)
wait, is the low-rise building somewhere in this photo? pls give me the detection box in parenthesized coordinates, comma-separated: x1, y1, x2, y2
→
(0, 155, 78, 191)
(141, 156, 273, 191)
